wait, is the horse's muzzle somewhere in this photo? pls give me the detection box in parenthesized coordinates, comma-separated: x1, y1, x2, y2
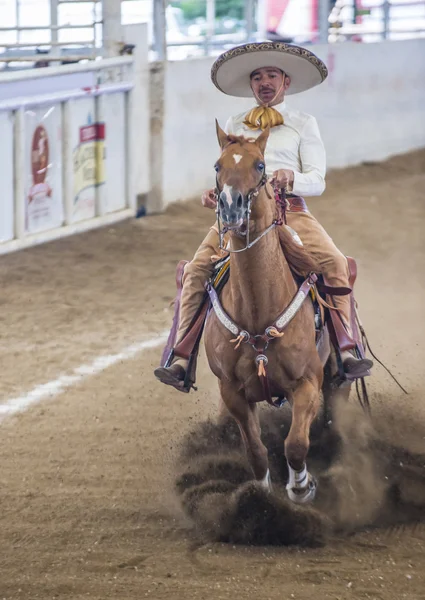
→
(221, 217, 244, 229)
(218, 187, 247, 226)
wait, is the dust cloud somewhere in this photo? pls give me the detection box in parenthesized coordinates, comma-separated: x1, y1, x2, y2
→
(174, 400, 425, 546)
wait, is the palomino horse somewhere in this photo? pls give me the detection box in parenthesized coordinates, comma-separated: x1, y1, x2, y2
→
(204, 122, 340, 504)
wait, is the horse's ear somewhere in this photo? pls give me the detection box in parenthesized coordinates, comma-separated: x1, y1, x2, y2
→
(215, 119, 229, 150)
(255, 126, 270, 155)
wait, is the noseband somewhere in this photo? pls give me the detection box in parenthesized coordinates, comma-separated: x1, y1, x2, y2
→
(214, 172, 285, 253)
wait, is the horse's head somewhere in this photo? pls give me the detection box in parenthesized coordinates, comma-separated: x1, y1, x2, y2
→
(214, 120, 271, 233)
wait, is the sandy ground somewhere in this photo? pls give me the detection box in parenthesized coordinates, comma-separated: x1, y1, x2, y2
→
(0, 150, 425, 600)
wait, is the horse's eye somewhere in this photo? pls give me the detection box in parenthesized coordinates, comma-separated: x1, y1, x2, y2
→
(214, 164, 220, 173)
(257, 162, 265, 172)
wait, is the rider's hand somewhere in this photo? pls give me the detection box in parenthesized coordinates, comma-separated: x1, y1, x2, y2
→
(271, 169, 294, 190)
(201, 189, 217, 210)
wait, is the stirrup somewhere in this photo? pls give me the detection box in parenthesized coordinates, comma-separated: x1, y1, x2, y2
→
(153, 364, 192, 394)
(157, 350, 197, 393)
(343, 356, 373, 381)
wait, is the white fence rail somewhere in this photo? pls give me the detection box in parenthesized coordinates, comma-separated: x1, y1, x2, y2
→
(0, 34, 149, 255)
(0, 25, 149, 254)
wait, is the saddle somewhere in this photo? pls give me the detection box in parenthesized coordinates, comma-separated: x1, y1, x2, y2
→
(160, 255, 368, 394)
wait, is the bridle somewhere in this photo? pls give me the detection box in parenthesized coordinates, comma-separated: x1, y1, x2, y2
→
(214, 169, 286, 253)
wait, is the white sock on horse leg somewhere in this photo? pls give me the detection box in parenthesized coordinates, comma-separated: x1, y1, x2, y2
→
(259, 468, 272, 491)
(287, 462, 308, 489)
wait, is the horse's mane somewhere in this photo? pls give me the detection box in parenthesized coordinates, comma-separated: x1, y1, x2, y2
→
(277, 225, 321, 277)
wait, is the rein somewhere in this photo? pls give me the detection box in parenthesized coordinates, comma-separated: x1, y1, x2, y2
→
(214, 174, 286, 253)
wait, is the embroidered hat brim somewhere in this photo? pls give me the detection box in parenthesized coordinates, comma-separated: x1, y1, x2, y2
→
(211, 42, 328, 97)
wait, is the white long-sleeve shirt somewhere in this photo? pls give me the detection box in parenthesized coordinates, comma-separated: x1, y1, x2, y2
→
(225, 101, 326, 197)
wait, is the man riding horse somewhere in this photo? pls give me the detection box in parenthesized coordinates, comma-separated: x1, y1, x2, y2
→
(155, 42, 373, 392)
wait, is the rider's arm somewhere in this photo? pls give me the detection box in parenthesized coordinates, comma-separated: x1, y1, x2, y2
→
(290, 116, 326, 197)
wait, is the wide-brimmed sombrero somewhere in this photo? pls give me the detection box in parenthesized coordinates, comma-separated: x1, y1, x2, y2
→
(211, 42, 328, 97)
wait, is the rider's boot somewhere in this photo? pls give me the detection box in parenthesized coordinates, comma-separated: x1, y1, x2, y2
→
(332, 297, 373, 378)
(284, 211, 373, 380)
(154, 226, 221, 392)
(341, 349, 373, 379)
(334, 293, 373, 378)
(153, 291, 202, 392)
(154, 357, 189, 391)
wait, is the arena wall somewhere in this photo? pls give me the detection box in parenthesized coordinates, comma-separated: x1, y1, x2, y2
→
(161, 39, 425, 208)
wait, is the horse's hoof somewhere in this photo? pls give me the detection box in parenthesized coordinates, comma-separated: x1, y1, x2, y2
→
(286, 476, 317, 505)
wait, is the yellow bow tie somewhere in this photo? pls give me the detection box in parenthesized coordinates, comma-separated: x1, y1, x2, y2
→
(243, 106, 284, 131)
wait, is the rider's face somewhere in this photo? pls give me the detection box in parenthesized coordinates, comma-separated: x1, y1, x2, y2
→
(250, 67, 289, 106)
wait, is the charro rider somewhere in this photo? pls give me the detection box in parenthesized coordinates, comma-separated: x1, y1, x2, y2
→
(155, 42, 373, 391)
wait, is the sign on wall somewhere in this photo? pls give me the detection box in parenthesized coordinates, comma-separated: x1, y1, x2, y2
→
(72, 112, 106, 222)
(72, 113, 106, 221)
(0, 112, 14, 242)
(25, 105, 63, 234)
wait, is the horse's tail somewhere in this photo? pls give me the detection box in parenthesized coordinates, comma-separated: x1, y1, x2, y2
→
(278, 225, 321, 276)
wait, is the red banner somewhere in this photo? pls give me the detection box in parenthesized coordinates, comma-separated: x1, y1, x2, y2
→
(79, 122, 105, 144)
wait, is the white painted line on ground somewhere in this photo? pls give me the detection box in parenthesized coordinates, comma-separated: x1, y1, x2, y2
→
(0, 331, 169, 421)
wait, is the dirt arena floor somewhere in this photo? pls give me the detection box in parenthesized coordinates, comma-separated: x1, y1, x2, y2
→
(1, 150, 425, 600)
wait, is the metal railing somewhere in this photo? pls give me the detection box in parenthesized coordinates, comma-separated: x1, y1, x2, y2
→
(329, 0, 425, 42)
(0, 0, 102, 67)
(151, 0, 425, 58)
(1, 0, 424, 68)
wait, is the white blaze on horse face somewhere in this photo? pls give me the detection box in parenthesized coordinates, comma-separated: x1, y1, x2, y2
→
(222, 183, 233, 206)
(233, 153, 243, 165)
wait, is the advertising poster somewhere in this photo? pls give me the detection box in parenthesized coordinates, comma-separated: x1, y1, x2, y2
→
(0, 112, 14, 242)
(25, 105, 63, 234)
(72, 105, 106, 223)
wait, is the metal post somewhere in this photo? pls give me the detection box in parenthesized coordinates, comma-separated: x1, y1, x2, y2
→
(123, 23, 150, 213)
(16, 0, 20, 44)
(14, 107, 25, 240)
(256, 0, 267, 41)
(151, 0, 167, 212)
(245, 0, 254, 41)
(383, 0, 390, 40)
(153, 0, 167, 61)
(62, 100, 74, 225)
(205, 0, 215, 56)
(318, 0, 331, 44)
(102, 0, 123, 57)
(50, 0, 59, 57)
(148, 60, 166, 214)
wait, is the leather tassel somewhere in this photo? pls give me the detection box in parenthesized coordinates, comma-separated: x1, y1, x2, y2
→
(230, 334, 245, 350)
(258, 358, 266, 377)
(267, 327, 284, 338)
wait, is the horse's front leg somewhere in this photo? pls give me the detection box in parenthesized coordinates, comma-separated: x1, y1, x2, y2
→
(219, 381, 272, 492)
(285, 375, 321, 504)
